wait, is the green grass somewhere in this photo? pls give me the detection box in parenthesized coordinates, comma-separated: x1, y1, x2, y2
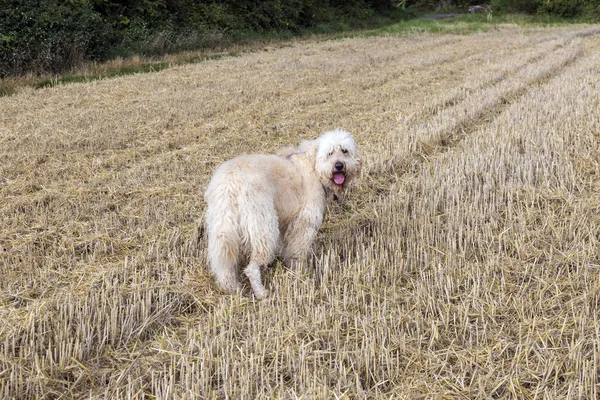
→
(353, 12, 594, 38)
(32, 53, 233, 91)
(0, 53, 233, 97)
(33, 63, 172, 89)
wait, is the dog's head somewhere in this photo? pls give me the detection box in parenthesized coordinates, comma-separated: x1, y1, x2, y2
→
(301, 129, 361, 198)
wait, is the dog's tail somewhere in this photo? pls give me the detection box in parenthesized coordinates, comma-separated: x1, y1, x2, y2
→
(205, 184, 242, 293)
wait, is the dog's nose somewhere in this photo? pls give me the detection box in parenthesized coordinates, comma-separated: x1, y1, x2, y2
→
(335, 161, 344, 171)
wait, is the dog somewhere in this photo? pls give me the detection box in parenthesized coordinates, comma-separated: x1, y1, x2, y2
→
(204, 129, 361, 299)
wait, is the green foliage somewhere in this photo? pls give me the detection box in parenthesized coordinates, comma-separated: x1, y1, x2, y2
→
(458, 0, 488, 6)
(490, 0, 538, 13)
(583, 0, 600, 19)
(0, 0, 114, 76)
(536, 0, 583, 18)
(0, 0, 405, 76)
(2, 0, 596, 76)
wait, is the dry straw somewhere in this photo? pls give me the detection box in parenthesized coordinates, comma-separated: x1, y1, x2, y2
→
(1, 24, 600, 398)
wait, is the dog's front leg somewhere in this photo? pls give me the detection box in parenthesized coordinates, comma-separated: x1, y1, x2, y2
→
(282, 217, 320, 270)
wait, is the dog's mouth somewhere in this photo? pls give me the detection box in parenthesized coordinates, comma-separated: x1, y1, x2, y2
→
(332, 171, 345, 186)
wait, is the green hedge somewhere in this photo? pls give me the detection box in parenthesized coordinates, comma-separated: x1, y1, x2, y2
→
(2, 0, 597, 76)
(1, 0, 114, 76)
(0, 0, 395, 76)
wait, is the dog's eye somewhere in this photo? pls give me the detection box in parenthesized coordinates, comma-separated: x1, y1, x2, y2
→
(328, 151, 333, 156)
(342, 149, 348, 154)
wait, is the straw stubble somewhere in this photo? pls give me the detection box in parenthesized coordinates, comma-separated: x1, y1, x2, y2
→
(1, 25, 599, 398)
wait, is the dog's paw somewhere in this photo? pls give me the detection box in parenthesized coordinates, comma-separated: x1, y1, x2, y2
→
(253, 288, 270, 300)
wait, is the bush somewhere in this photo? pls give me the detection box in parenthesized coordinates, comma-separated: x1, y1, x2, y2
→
(0, 0, 113, 76)
(0, 0, 415, 76)
(536, 0, 583, 18)
(490, 0, 538, 14)
(584, 1, 600, 19)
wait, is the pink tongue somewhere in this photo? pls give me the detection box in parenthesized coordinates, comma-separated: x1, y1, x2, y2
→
(333, 173, 345, 185)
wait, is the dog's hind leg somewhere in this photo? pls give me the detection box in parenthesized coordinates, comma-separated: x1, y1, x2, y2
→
(244, 230, 278, 299)
(242, 200, 279, 299)
(205, 188, 243, 294)
(244, 261, 269, 299)
(207, 219, 242, 294)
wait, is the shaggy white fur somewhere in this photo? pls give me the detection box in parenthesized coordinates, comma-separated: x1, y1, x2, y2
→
(204, 129, 361, 299)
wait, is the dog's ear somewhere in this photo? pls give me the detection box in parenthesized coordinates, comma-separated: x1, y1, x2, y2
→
(353, 148, 362, 176)
(275, 146, 296, 158)
(298, 139, 319, 162)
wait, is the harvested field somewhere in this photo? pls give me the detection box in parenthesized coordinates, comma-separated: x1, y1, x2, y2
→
(2, 24, 600, 398)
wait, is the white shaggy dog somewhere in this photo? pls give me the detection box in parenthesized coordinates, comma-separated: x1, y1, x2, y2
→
(204, 129, 360, 299)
